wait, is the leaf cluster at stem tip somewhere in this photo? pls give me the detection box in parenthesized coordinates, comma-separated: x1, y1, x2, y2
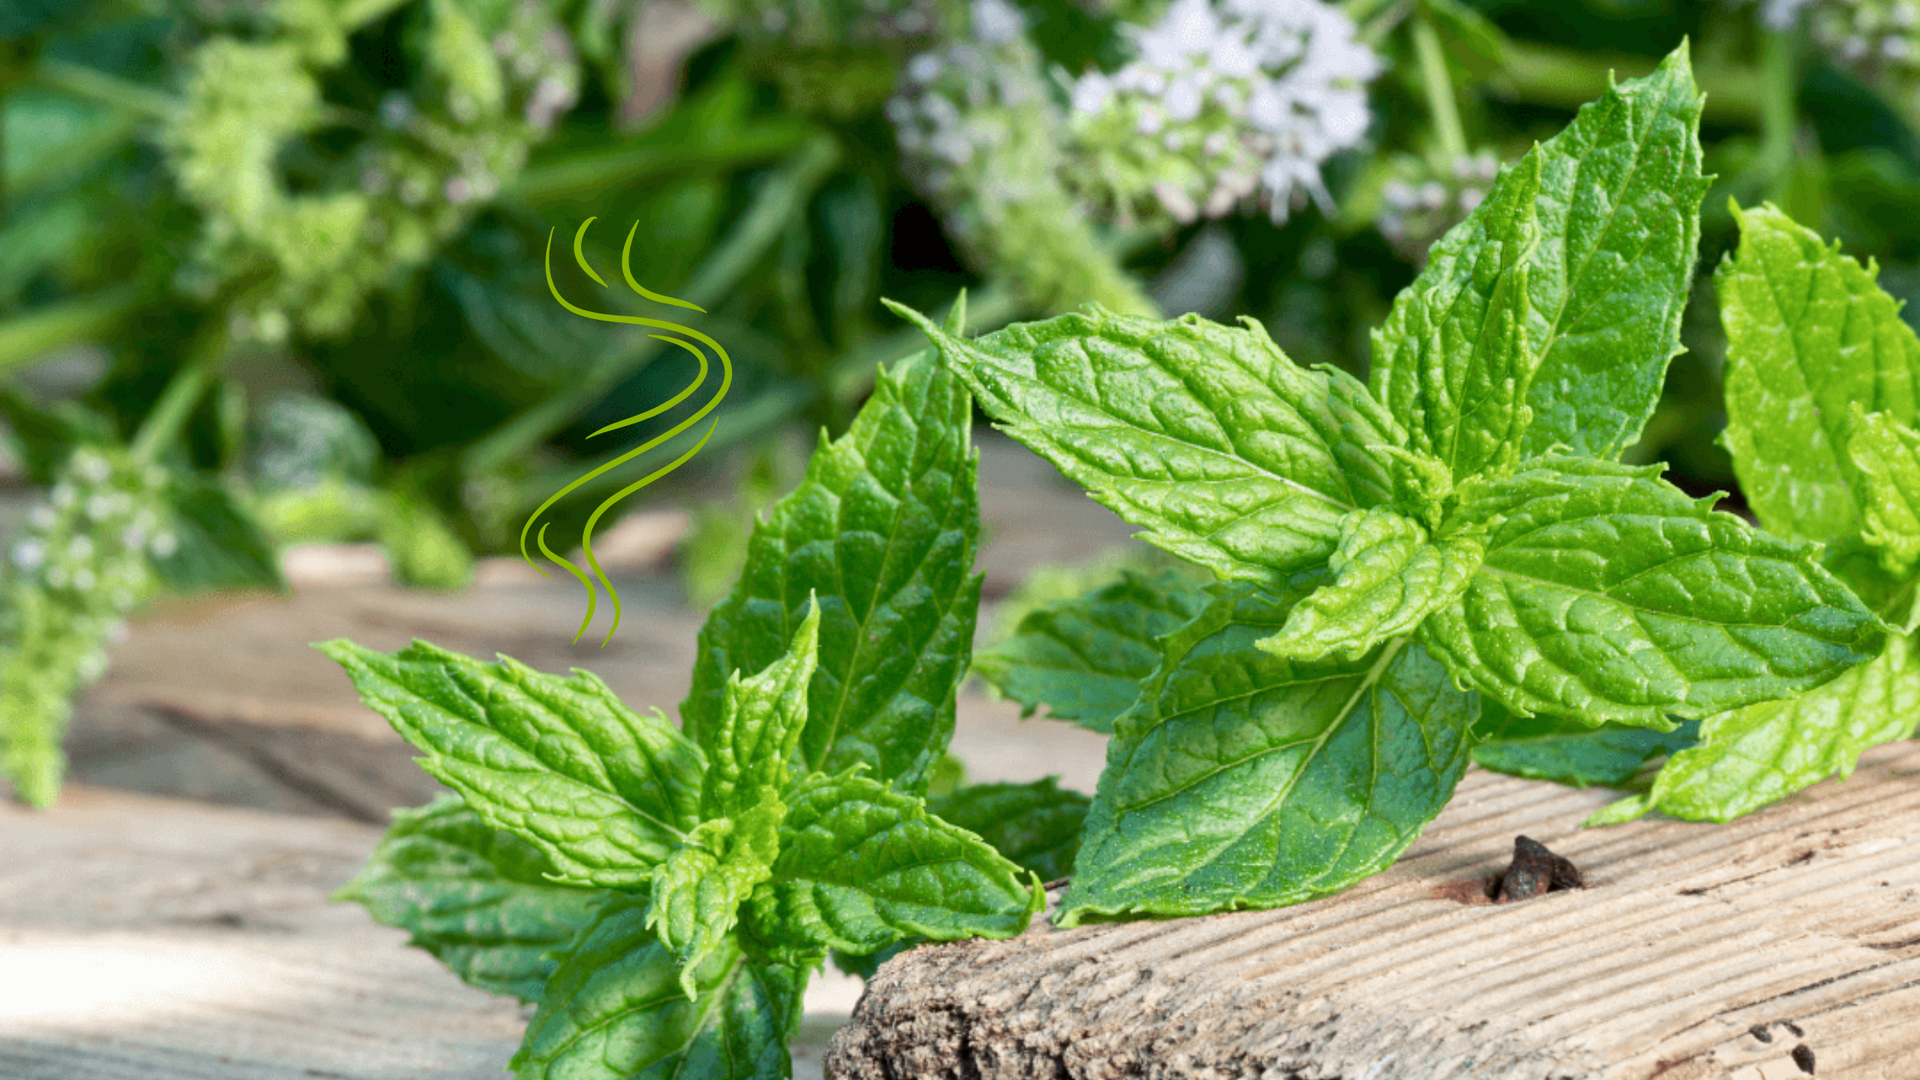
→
(894, 40, 1889, 926)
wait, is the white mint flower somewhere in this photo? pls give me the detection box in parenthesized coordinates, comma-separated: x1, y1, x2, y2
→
(12, 540, 44, 571)
(1067, 0, 1379, 224)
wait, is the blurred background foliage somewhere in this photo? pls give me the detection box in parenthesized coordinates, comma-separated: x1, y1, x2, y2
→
(8, 0, 1920, 798)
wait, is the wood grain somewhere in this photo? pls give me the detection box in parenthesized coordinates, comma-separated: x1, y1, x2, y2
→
(828, 742, 1920, 1080)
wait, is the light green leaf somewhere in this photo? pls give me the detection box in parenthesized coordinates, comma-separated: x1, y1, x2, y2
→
(1059, 581, 1476, 926)
(1420, 457, 1886, 728)
(1370, 148, 1541, 479)
(334, 794, 610, 1003)
(317, 639, 703, 888)
(514, 895, 803, 1080)
(646, 796, 783, 999)
(1257, 507, 1482, 662)
(1715, 201, 1920, 545)
(926, 778, 1091, 882)
(681, 349, 982, 796)
(887, 301, 1403, 586)
(746, 770, 1042, 964)
(702, 600, 820, 818)
(1513, 43, 1709, 459)
(1469, 706, 1700, 790)
(1639, 633, 1920, 822)
(1848, 406, 1920, 577)
(972, 566, 1211, 734)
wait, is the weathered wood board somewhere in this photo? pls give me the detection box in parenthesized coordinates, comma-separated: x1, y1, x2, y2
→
(0, 785, 862, 1079)
(829, 741, 1920, 1080)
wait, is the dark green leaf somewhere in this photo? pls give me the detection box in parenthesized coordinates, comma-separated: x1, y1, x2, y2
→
(972, 566, 1211, 734)
(318, 639, 703, 888)
(888, 301, 1402, 586)
(1470, 706, 1700, 789)
(334, 794, 610, 1003)
(927, 777, 1090, 882)
(1060, 582, 1475, 925)
(514, 895, 803, 1080)
(681, 349, 982, 795)
(1422, 457, 1886, 728)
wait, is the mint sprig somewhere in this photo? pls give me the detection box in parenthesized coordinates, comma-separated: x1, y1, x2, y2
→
(897, 42, 1887, 923)
(330, 339, 1040, 1080)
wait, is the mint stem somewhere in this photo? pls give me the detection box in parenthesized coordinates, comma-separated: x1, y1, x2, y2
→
(130, 318, 231, 465)
(1412, 12, 1468, 162)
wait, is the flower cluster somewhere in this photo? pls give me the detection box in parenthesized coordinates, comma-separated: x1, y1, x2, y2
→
(1375, 149, 1501, 264)
(887, 0, 1159, 315)
(165, 0, 580, 341)
(1748, 0, 1920, 88)
(0, 446, 173, 806)
(1065, 0, 1380, 225)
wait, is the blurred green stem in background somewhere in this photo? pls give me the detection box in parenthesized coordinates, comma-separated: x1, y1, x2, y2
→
(1412, 10, 1467, 161)
(1758, 28, 1800, 208)
(1495, 39, 1763, 128)
(0, 286, 144, 378)
(28, 58, 175, 122)
(465, 134, 842, 479)
(130, 317, 231, 465)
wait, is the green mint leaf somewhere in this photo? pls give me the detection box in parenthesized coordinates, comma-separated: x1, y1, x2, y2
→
(1420, 457, 1886, 728)
(1514, 43, 1708, 459)
(334, 793, 610, 1003)
(318, 639, 703, 888)
(513, 895, 803, 1080)
(702, 599, 821, 818)
(1469, 706, 1701, 790)
(1257, 507, 1482, 662)
(926, 777, 1092, 881)
(745, 770, 1042, 964)
(1715, 201, 1920, 545)
(1639, 633, 1920, 822)
(681, 349, 982, 796)
(1370, 148, 1542, 479)
(886, 300, 1402, 585)
(1847, 406, 1920, 577)
(646, 796, 782, 999)
(1059, 582, 1475, 926)
(972, 566, 1211, 734)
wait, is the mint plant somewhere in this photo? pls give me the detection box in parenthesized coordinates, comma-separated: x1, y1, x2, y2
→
(894, 43, 1889, 925)
(331, 333, 1044, 1079)
(1583, 200, 1920, 825)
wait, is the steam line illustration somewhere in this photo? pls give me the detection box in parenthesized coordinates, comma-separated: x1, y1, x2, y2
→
(521, 217, 731, 645)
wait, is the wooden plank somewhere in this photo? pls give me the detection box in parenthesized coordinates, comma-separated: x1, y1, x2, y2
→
(0, 784, 862, 1079)
(827, 742, 1920, 1080)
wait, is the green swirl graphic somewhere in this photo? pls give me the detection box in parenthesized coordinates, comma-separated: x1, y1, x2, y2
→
(521, 217, 731, 645)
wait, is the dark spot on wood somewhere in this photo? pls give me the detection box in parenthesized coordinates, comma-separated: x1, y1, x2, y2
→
(1495, 836, 1585, 903)
(1786, 851, 1815, 867)
(1678, 886, 1709, 896)
(1430, 874, 1498, 905)
(1791, 1043, 1815, 1074)
(1866, 935, 1920, 951)
(1042, 877, 1071, 891)
(1748, 1023, 1774, 1043)
(1784, 1021, 1805, 1037)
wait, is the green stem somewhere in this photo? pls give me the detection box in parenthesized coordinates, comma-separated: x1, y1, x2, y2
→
(464, 134, 843, 476)
(1494, 39, 1763, 127)
(1412, 11, 1468, 161)
(0, 285, 145, 378)
(130, 318, 230, 464)
(29, 59, 176, 121)
(1758, 29, 1798, 202)
(510, 123, 816, 205)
